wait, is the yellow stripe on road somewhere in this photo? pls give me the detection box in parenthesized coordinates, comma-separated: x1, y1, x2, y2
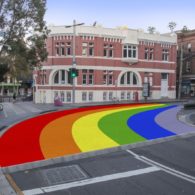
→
(72, 104, 160, 152)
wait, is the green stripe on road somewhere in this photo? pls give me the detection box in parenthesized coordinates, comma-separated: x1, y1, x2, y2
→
(98, 105, 167, 145)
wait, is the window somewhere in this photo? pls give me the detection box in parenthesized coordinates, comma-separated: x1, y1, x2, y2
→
(127, 72, 131, 84)
(123, 45, 137, 58)
(133, 74, 138, 85)
(108, 75, 113, 85)
(60, 92, 65, 102)
(54, 91, 58, 98)
(103, 92, 107, 101)
(55, 42, 67, 56)
(161, 73, 168, 80)
(82, 69, 94, 85)
(66, 42, 71, 55)
(61, 47, 65, 55)
(82, 92, 87, 101)
(127, 92, 131, 100)
(88, 74, 94, 85)
(145, 48, 149, 59)
(104, 49, 107, 57)
(82, 42, 87, 56)
(89, 92, 93, 101)
(109, 49, 113, 57)
(82, 42, 94, 56)
(120, 72, 138, 85)
(162, 49, 169, 61)
(103, 75, 107, 84)
(61, 70, 65, 84)
(89, 43, 94, 56)
(149, 48, 154, 60)
(121, 92, 125, 100)
(53, 70, 70, 85)
(66, 92, 71, 102)
(121, 75, 125, 85)
(123, 45, 127, 58)
(109, 92, 113, 100)
(54, 72, 59, 84)
(103, 70, 114, 85)
(82, 74, 87, 85)
(56, 47, 60, 55)
(103, 43, 113, 57)
(186, 61, 191, 73)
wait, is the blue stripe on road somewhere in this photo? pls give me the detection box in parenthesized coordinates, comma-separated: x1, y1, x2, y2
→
(127, 105, 177, 140)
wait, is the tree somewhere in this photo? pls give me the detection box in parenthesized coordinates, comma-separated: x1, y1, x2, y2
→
(0, 63, 9, 82)
(0, 0, 49, 82)
(147, 26, 156, 34)
(168, 21, 177, 33)
(182, 25, 188, 33)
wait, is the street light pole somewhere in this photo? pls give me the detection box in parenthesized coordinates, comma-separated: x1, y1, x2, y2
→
(65, 20, 84, 104)
(178, 45, 183, 100)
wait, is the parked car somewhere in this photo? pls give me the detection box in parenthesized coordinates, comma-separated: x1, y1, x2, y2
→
(22, 94, 33, 101)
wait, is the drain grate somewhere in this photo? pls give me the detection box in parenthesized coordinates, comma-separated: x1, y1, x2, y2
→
(40, 165, 88, 186)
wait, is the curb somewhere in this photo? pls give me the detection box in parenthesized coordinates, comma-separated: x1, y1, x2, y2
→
(2, 131, 195, 174)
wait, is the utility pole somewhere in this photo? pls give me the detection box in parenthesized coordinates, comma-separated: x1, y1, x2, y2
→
(178, 45, 183, 100)
(65, 20, 84, 104)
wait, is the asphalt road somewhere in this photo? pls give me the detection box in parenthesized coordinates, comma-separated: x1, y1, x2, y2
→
(8, 134, 195, 195)
(1, 101, 195, 195)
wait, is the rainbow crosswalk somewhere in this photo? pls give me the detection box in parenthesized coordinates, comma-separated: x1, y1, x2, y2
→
(0, 103, 178, 167)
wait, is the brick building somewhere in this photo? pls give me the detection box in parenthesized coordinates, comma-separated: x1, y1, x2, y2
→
(177, 30, 195, 98)
(34, 25, 177, 103)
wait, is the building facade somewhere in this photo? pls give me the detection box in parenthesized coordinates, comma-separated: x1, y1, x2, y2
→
(177, 30, 195, 98)
(34, 26, 177, 103)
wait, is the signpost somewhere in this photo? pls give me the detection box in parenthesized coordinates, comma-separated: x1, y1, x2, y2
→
(142, 82, 150, 101)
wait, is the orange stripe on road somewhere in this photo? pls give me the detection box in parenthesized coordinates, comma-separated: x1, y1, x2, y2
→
(40, 107, 128, 158)
(40, 104, 153, 159)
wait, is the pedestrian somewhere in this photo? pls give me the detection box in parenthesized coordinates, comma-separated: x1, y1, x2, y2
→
(13, 92, 16, 103)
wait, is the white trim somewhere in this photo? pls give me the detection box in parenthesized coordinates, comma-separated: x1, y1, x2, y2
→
(47, 65, 175, 86)
(44, 65, 175, 73)
(139, 59, 175, 64)
(23, 166, 160, 194)
(47, 55, 176, 64)
(118, 71, 142, 87)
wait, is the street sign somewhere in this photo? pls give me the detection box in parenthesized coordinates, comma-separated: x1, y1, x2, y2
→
(142, 82, 150, 97)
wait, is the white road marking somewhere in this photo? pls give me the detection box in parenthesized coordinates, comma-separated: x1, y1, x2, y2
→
(22, 166, 160, 195)
(12, 104, 26, 115)
(126, 150, 195, 184)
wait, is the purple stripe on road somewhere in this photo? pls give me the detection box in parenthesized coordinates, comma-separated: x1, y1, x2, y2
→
(155, 106, 195, 134)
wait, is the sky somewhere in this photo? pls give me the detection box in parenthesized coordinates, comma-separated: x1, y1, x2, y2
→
(45, 0, 195, 33)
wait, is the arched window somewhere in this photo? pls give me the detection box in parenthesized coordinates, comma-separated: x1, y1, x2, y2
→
(53, 70, 71, 84)
(120, 72, 139, 85)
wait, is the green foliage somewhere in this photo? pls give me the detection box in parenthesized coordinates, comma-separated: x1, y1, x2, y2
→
(0, 0, 48, 81)
(0, 63, 9, 82)
(147, 26, 156, 34)
(168, 21, 177, 33)
(182, 26, 189, 33)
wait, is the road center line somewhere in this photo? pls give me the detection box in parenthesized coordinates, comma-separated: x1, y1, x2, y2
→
(22, 166, 160, 195)
(126, 149, 195, 184)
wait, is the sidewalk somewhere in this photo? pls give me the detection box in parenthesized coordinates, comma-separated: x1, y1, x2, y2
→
(177, 107, 195, 126)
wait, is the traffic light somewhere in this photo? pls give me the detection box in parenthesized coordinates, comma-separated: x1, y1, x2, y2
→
(69, 68, 79, 78)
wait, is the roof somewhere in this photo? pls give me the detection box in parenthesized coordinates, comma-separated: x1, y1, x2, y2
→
(48, 25, 177, 44)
